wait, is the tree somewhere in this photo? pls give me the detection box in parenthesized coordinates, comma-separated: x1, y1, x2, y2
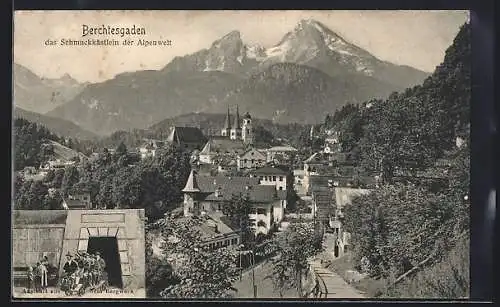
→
(343, 183, 457, 279)
(112, 167, 141, 209)
(148, 216, 239, 298)
(61, 165, 80, 196)
(115, 141, 128, 157)
(15, 180, 50, 210)
(153, 144, 192, 210)
(145, 227, 179, 298)
(222, 193, 253, 244)
(51, 169, 65, 188)
(269, 222, 323, 297)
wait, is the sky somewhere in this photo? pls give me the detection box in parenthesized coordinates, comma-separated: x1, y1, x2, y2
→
(13, 10, 469, 83)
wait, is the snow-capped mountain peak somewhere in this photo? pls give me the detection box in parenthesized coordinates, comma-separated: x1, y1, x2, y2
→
(163, 18, 428, 88)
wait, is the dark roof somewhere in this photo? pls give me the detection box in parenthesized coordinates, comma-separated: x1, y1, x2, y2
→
(193, 175, 283, 203)
(64, 199, 88, 209)
(200, 138, 246, 155)
(239, 148, 267, 159)
(168, 127, 206, 144)
(233, 106, 241, 129)
(13, 210, 68, 225)
(252, 166, 289, 175)
(224, 107, 232, 129)
(199, 212, 238, 238)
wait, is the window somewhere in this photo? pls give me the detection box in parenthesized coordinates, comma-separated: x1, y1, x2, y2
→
(273, 176, 276, 181)
(279, 187, 283, 190)
(257, 208, 267, 215)
(251, 159, 255, 164)
(279, 176, 283, 181)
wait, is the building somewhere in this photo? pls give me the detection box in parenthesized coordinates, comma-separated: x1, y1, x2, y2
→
(139, 139, 165, 159)
(190, 212, 241, 250)
(323, 133, 342, 154)
(12, 209, 146, 295)
(250, 166, 291, 192)
(63, 190, 93, 209)
(293, 169, 306, 195)
(40, 159, 76, 171)
(199, 106, 254, 167)
(167, 126, 207, 151)
(237, 147, 267, 171)
(181, 170, 286, 235)
(303, 152, 362, 194)
(198, 137, 247, 164)
(217, 158, 238, 175)
(266, 145, 298, 163)
(329, 188, 371, 258)
(221, 106, 254, 145)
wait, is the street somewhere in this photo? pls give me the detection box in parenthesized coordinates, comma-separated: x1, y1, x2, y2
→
(231, 260, 300, 298)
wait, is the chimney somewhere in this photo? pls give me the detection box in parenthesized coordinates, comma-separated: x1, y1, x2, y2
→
(245, 185, 250, 190)
(213, 224, 219, 233)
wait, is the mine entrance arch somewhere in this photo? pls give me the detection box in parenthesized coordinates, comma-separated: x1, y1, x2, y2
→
(87, 237, 123, 288)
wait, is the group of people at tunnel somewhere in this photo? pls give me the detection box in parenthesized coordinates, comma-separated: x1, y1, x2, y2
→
(61, 250, 107, 292)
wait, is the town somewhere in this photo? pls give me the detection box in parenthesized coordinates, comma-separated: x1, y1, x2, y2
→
(12, 12, 471, 300)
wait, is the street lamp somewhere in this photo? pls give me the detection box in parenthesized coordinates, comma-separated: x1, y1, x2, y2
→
(248, 250, 257, 298)
(238, 246, 257, 298)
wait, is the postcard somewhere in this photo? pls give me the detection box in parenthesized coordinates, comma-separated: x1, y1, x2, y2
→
(12, 10, 470, 299)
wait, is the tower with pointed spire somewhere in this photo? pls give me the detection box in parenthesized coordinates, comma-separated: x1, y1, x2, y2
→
(182, 169, 202, 216)
(230, 105, 242, 140)
(221, 106, 231, 137)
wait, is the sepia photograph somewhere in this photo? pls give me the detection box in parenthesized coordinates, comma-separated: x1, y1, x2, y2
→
(12, 10, 470, 300)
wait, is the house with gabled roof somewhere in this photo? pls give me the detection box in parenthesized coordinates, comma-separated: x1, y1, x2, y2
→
(250, 165, 292, 192)
(237, 147, 267, 171)
(198, 137, 247, 164)
(167, 126, 207, 151)
(182, 170, 287, 235)
(139, 139, 165, 160)
(265, 145, 298, 163)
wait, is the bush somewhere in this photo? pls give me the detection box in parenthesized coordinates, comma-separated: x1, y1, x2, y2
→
(385, 235, 469, 299)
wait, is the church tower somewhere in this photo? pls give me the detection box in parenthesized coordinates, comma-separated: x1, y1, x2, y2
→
(230, 105, 242, 140)
(242, 111, 253, 144)
(221, 107, 231, 137)
(182, 169, 201, 217)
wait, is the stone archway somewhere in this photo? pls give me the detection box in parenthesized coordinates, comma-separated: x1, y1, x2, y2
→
(76, 226, 131, 279)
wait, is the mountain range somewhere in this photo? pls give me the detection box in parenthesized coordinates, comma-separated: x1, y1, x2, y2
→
(19, 19, 431, 136)
(14, 107, 97, 140)
(13, 63, 89, 114)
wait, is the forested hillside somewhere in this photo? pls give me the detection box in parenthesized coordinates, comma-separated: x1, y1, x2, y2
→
(329, 23, 470, 298)
(13, 118, 63, 171)
(13, 118, 98, 171)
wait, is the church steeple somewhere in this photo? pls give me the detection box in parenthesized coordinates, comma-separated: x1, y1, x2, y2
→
(233, 105, 241, 129)
(224, 106, 232, 129)
(221, 106, 231, 137)
(182, 169, 200, 192)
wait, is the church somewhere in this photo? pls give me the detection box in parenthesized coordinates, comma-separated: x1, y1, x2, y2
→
(198, 106, 254, 165)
